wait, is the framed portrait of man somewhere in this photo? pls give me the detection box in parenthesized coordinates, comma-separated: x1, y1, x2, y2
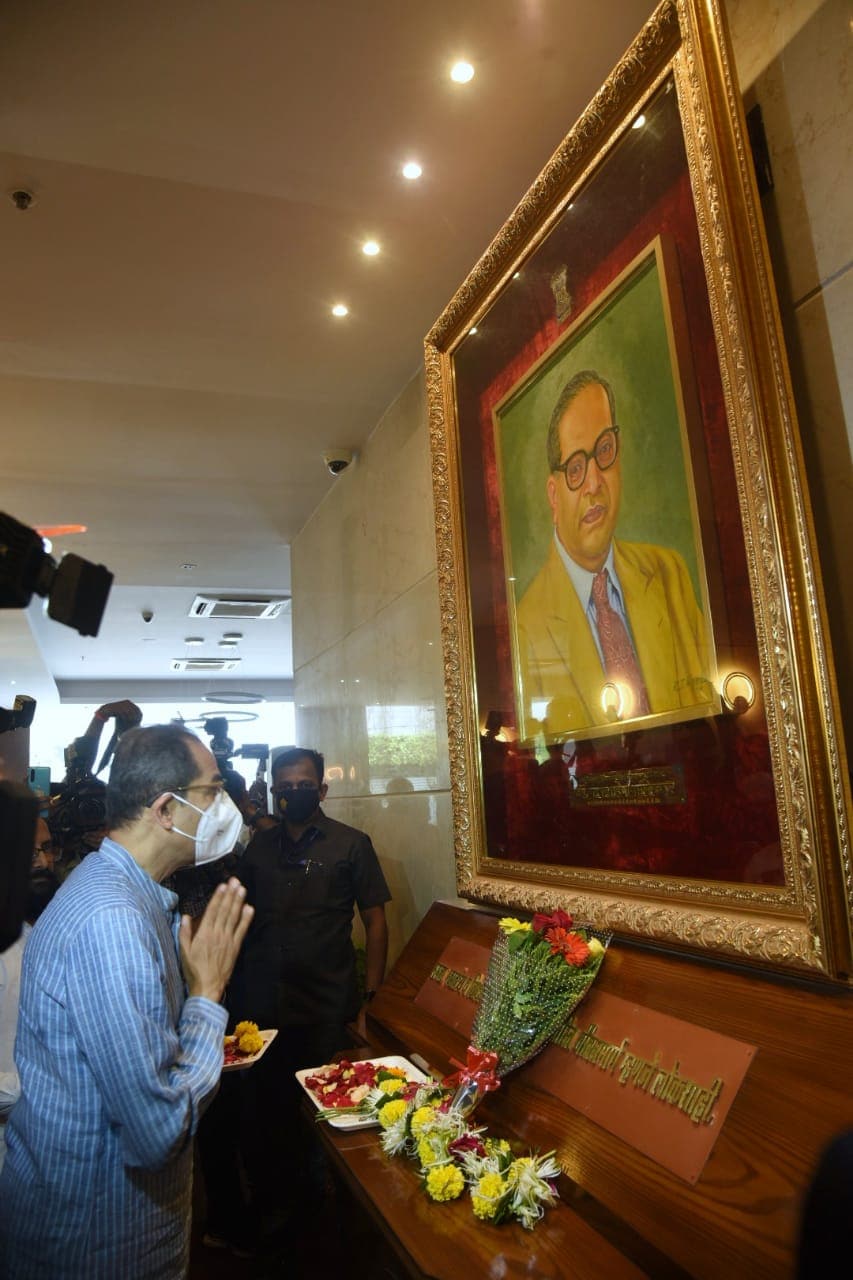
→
(424, 0, 851, 979)
(495, 238, 719, 743)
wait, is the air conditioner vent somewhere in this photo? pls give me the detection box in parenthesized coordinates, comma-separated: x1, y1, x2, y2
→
(189, 594, 290, 620)
(171, 657, 241, 673)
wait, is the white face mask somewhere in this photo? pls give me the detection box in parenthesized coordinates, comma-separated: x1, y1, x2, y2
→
(169, 789, 244, 865)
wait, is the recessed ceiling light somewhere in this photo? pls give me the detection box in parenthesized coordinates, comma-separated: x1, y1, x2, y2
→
(332, 303, 349, 317)
(632, 113, 646, 129)
(362, 239, 380, 256)
(221, 632, 243, 640)
(450, 61, 475, 84)
(402, 161, 422, 181)
(218, 639, 239, 648)
(184, 636, 204, 646)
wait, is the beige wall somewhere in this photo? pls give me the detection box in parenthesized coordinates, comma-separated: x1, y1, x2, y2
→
(292, 372, 459, 965)
(292, 0, 851, 966)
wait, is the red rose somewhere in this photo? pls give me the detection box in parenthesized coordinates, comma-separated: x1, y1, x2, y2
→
(533, 908, 574, 934)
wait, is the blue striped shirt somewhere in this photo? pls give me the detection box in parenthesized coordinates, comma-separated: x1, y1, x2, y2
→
(0, 839, 226, 1278)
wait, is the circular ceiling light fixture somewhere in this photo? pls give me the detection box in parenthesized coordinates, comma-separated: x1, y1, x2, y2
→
(450, 60, 475, 83)
(362, 239, 380, 256)
(184, 636, 204, 646)
(401, 160, 422, 181)
(200, 692, 265, 705)
(331, 303, 349, 317)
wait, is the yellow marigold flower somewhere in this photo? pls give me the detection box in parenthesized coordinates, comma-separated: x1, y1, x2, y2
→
(485, 1138, 511, 1158)
(234, 1020, 259, 1037)
(425, 1165, 464, 1202)
(587, 937, 605, 958)
(417, 1137, 440, 1168)
(410, 1106, 437, 1138)
(472, 1171, 506, 1220)
(238, 1031, 264, 1055)
(378, 1099, 409, 1130)
(378, 1077, 405, 1096)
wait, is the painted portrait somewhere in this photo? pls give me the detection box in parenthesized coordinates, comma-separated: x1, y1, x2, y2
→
(494, 239, 719, 743)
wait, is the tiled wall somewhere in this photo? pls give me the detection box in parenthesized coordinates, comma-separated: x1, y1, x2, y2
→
(292, 372, 459, 965)
(292, 0, 851, 966)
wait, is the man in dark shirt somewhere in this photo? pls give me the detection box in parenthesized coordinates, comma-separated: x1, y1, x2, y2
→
(235, 746, 390, 1231)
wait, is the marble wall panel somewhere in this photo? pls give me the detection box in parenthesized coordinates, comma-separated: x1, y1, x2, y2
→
(292, 372, 433, 669)
(296, 573, 449, 798)
(727, 0, 852, 740)
(323, 790, 459, 966)
(733, 0, 852, 301)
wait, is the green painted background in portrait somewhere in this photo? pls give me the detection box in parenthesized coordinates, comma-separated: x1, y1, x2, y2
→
(496, 254, 701, 601)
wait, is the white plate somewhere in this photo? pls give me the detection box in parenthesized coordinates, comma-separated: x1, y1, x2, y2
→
(222, 1027, 278, 1072)
(296, 1054, 429, 1130)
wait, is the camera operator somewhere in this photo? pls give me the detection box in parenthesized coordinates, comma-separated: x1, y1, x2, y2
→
(50, 700, 142, 876)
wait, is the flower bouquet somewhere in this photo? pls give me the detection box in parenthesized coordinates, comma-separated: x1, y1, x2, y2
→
(317, 1074, 560, 1229)
(446, 909, 610, 1115)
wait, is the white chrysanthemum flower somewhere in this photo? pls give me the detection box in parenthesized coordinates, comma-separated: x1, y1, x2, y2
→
(380, 1115, 411, 1156)
(506, 1153, 560, 1230)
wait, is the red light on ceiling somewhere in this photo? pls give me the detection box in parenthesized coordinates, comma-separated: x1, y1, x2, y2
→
(35, 524, 88, 537)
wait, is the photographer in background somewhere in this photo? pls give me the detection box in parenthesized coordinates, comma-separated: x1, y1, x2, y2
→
(50, 700, 142, 876)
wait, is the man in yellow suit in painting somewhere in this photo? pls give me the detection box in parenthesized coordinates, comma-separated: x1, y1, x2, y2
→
(515, 369, 713, 739)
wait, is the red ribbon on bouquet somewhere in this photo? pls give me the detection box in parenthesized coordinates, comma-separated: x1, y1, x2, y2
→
(443, 1045, 501, 1094)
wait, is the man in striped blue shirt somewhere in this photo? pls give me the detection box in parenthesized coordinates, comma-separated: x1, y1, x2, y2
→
(0, 724, 253, 1279)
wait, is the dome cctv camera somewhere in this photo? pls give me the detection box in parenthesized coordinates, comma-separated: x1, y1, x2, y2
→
(10, 189, 35, 211)
(141, 609, 154, 624)
(323, 450, 353, 476)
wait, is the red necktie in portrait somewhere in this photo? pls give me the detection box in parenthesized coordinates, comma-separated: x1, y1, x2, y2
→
(591, 569, 650, 717)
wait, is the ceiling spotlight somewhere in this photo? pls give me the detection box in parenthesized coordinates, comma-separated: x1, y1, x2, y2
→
(362, 239, 380, 256)
(402, 161, 422, 181)
(184, 636, 204, 646)
(450, 61, 475, 84)
(221, 632, 243, 640)
(332, 303, 349, 317)
(632, 113, 646, 129)
(219, 639, 239, 648)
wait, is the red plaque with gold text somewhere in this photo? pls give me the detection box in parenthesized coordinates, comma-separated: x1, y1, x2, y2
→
(416, 938, 756, 1183)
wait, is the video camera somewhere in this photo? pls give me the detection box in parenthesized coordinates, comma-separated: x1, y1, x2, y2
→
(0, 511, 113, 637)
(201, 716, 270, 821)
(202, 716, 269, 772)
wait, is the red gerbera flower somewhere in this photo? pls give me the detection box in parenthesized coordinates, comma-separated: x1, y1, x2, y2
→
(543, 926, 591, 967)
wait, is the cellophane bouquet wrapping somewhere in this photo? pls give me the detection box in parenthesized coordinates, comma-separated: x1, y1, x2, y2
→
(448, 910, 610, 1111)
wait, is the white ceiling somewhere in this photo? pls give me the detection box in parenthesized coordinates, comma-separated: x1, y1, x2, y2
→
(0, 0, 654, 712)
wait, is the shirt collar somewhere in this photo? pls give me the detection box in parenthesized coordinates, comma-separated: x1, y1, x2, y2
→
(553, 531, 619, 611)
(99, 836, 179, 916)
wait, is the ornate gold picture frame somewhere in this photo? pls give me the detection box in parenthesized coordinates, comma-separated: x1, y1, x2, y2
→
(425, 0, 851, 980)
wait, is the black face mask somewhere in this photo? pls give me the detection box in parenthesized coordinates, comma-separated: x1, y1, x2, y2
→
(276, 789, 320, 825)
